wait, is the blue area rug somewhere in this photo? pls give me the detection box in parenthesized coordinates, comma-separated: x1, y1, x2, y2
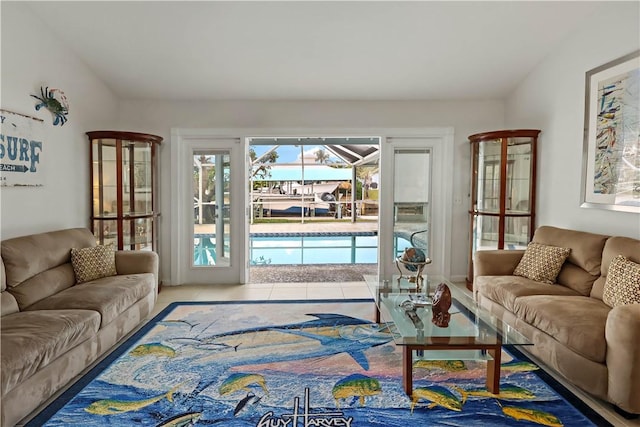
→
(27, 300, 610, 426)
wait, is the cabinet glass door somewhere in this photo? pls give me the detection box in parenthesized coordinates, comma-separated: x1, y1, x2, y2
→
(505, 138, 533, 247)
(123, 142, 154, 250)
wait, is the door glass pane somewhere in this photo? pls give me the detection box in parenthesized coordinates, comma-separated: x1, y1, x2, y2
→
(393, 148, 431, 257)
(474, 214, 499, 251)
(476, 140, 502, 213)
(506, 139, 532, 214)
(123, 142, 153, 215)
(92, 140, 118, 218)
(193, 151, 231, 267)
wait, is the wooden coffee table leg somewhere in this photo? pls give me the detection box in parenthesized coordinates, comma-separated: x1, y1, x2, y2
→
(403, 347, 413, 396)
(486, 345, 502, 394)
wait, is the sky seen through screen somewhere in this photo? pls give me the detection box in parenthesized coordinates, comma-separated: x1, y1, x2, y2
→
(251, 145, 343, 164)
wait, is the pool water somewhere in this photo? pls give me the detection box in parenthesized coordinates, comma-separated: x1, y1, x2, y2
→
(249, 233, 411, 265)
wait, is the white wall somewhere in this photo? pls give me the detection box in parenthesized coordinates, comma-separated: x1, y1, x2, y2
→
(505, 2, 640, 239)
(117, 100, 506, 282)
(0, 3, 119, 239)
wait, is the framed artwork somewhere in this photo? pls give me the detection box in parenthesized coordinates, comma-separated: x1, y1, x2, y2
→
(581, 50, 640, 213)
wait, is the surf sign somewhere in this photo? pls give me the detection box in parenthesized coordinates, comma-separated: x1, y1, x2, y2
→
(0, 109, 45, 187)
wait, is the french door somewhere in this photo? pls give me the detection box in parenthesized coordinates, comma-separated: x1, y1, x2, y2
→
(170, 135, 246, 285)
(378, 135, 453, 280)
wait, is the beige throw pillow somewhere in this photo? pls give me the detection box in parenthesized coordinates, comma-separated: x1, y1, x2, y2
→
(71, 244, 117, 284)
(602, 255, 640, 307)
(513, 242, 571, 284)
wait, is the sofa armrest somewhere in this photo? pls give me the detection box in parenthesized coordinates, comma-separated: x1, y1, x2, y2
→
(605, 303, 640, 413)
(473, 250, 525, 278)
(115, 251, 159, 286)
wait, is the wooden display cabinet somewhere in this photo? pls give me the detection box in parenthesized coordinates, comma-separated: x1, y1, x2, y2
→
(88, 131, 162, 251)
(467, 129, 540, 285)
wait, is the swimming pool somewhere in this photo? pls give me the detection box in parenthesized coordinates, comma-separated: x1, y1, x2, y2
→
(249, 232, 411, 265)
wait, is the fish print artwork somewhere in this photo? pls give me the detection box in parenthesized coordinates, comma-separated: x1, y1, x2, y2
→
(30, 301, 603, 427)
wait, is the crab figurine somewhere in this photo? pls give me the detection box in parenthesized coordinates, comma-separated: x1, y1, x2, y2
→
(31, 86, 69, 126)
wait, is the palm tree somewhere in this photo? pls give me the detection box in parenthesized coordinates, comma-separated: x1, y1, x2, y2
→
(315, 148, 330, 164)
(357, 165, 378, 199)
(250, 148, 278, 180)
(193, 155, 213, 200)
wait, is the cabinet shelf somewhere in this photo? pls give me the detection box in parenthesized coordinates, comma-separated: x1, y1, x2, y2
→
(88, 131, 162, 252)
(467, 129, 540, 284)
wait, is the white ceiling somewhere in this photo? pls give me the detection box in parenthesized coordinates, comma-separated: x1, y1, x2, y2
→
(25, 1, 609, 101)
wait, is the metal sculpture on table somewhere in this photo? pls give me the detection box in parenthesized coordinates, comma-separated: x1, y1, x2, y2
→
(395, 229, 431, 291)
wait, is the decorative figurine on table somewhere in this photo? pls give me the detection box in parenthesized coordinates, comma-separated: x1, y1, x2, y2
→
(395, 246, 432, 290)
(431, 283, 452, 328)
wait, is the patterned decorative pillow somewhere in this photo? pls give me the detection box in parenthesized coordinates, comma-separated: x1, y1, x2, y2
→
(513, 242, 571, 284)
(71, 244, 117, 284)
(602, 255, 640, 307)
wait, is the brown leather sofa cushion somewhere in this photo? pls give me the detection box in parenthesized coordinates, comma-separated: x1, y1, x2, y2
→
(24, 273, 155, 328)
(533, 226, 608, 275)
(1, 257, 19, 317)
(7, 264, 76, 310)
(0, 309, 100, 395)
(475, 275, 580, 312)
(1, 228, 96, 309)
(532, 226, 608, 295)
(512, 295, 610, 363)
(1, 228, 95, 287)
(1, 291, 19, 317)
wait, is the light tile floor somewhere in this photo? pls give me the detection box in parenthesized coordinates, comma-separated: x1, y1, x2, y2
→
(153, 281, 373, 316)
(153, 281, 639, 427)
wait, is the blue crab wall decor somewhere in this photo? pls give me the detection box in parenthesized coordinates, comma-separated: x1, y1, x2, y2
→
(31, 86, 69, 126)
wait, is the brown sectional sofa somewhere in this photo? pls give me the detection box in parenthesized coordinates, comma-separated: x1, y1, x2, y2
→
(0, 228, 159, 427)
(473, 225, 640, 415)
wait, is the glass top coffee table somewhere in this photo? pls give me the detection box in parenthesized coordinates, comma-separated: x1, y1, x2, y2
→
(364, 275, 531, 396)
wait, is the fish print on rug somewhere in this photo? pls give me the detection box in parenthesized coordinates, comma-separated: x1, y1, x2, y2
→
(28, 301, 609, 427)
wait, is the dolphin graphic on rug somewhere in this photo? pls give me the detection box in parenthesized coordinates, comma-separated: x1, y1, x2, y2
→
(413, 359, 467, 371)
(501, 359, 540, 372)
(218, 373, 269, 396)
(410, 385, 467, 413)
(332, 373, 382, 408)
(498, 402, 564, 427)
(130, 343, 177, 358)
(84, 383, 182, 415)
(453, 384, 536, 400)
